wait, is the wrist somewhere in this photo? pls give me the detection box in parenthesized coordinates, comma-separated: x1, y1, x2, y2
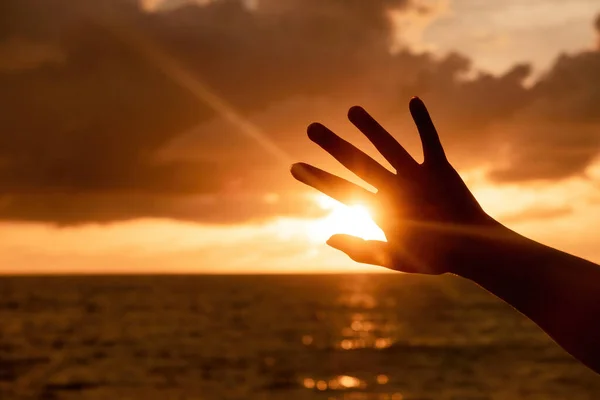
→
(444, 219, 524, 278)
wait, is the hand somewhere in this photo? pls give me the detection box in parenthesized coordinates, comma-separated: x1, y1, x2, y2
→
(291, 97, 504, 275)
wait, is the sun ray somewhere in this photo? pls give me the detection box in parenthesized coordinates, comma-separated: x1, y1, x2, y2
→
(104, 16, 291, 165)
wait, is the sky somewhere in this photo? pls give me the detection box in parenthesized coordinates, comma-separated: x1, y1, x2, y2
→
(1, 0, 600, 274)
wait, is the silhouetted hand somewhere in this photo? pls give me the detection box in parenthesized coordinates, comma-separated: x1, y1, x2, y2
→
(292, 97, 503, 274)
(292, 97, 600, 374)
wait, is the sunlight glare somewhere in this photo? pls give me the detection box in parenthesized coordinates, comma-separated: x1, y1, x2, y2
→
(307, 195, 386, 242)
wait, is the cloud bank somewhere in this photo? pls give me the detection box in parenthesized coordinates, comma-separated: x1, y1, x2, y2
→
(1, 0, 599, 224)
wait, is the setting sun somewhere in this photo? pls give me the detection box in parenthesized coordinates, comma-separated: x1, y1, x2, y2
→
(307, 195, 387, 243)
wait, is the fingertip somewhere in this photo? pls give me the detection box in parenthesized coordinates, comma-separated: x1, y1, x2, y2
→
(347, 105, 366, 122)
(326, 234, 360, 248)
(409, 97, 432, 124)
(409, 96, 424, 111)
(307, 122, 325, 141)
(326, 234, 343, 248)
(290, 162, 309, 179)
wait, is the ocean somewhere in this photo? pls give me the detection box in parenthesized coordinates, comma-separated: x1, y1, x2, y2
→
(1, 274, 599, 399)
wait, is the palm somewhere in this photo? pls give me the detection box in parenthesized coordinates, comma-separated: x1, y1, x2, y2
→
(292, 97, 498, 274)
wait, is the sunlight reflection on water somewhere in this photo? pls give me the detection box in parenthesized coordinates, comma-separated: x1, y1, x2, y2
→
(302, 375, 366, 391)
(297, 275, 405, 398)
(3, 275, 596, 399)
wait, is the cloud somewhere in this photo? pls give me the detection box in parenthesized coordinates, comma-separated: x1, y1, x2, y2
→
(1, 1, 600, 224)
(0, 192, 325, 225)
(499, 205, 574, 224)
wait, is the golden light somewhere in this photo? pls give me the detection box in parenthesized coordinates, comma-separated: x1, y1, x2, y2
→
(328, 379, 341, 390)
(307, 195, 386, 242)
(337, 375, 361, 389)
(375, 337, 393, 349)
(304, 375, 365, 391)
(351, 320, 363, 331)
(303, 378, 315, 389)
(301, 335, 313, 345)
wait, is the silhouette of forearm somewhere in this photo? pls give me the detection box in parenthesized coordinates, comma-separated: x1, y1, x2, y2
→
(452, 226, 600, 374)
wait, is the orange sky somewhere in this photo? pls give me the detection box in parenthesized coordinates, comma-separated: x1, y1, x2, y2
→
(3, 164, 600, 274)
(2, 0, 600, 273)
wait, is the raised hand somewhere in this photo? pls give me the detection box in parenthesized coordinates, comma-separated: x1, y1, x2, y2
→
(291, 97, 600, 374)
(291, 97, 503, 274)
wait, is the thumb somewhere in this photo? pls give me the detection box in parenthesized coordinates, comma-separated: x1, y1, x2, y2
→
(326, 234, 391, 267)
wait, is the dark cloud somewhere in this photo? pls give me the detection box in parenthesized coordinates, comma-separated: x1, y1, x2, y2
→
(485, 50, 600, 181)
(1, 1, 600, 224)
(0, 192, 324, 225)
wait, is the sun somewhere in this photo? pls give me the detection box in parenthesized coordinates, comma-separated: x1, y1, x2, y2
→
(307, 195, 387, 243)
